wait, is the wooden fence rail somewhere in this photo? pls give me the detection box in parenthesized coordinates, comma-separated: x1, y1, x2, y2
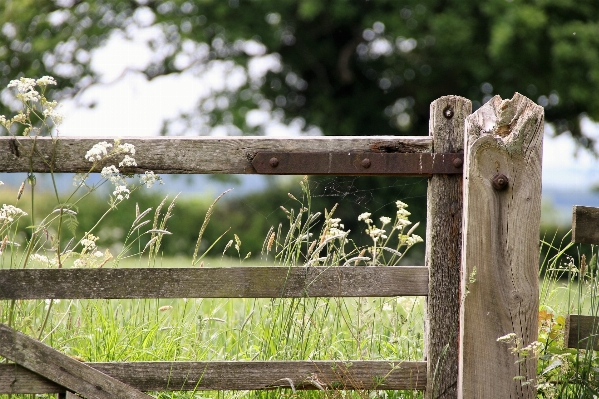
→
(0, 266, 429, 299)
(0, 93, 544, 399)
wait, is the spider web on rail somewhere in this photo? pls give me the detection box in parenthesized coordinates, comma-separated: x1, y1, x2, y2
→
(308, 176, 428, 212)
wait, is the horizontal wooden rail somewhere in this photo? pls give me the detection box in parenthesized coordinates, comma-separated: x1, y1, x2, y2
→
(572, 205, 599, 245)
(0, 136, 431, 174)
(564, 314, 599, 350)
(0, 360, 427, 393)
(0, 266, 429, 299)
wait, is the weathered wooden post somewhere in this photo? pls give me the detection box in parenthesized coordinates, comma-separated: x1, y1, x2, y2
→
(458, 93, 543, 398)
(426, 95, 471, 399)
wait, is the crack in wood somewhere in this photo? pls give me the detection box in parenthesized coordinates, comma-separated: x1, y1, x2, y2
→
(9, 138, 20, 157)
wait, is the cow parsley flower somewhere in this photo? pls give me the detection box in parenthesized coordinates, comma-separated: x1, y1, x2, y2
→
(12, 113, 27, 124)
(43, 107, 63, 126)
(36, 76, 57, 86)
(85, 141, 113, 162)
(0, 204, 28, 223)
(8, 77, 36, 92)
(119, 155, 137, 167)
(81, 233, 99, 251)
(118, 143, 136, 155)
(379, 216, 392, 226)
(140, 171, 162, 188)
(358, 212, 372, 224)
(113, 185, 130, 201)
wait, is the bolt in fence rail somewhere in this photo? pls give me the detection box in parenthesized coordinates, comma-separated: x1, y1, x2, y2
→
(0, 94, 543, 399)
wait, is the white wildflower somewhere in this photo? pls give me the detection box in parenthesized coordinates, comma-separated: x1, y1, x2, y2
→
(358, 212, 372, 224)
(81, 233, 99, 251)
(327, 218, 342, 228)
(8, 77, 36, 92)
(358, 212, 371, 221)
(395, 200, 408, 209)
(520, 340, 543, 357)
(31, 254, 50, 264)
(369, 228, 387, 241)
(72, 173, 87, 187)
(93, 251, 104, 258)
(119, 155, 137, 167)
(18, 89, 40, 103)
(85, 141, 113, 162)
(395, 218, 412, 228)
(379, 216, 392, 226)
(397, 208, 411, 217)
(406, 234, 423, 246)
(140, 171, 162, 188)
(113, 185, 130, 201)
(36, 76, 57, 86)
(43, 107, 63, 126)
(100, 165, 119, 178)
(117, 143, 135, 155)
(0, 204, 28, 223)
(497, 333, 517, 343)
(73, 259, 86, 267)
(12, 113, 27, 124)
(327, 228, 346, 238)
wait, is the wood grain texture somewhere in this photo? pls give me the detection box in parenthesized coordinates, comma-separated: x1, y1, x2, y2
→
(0, 266, 428, 299)
(0, 360, 427, 393)
(0, 136, 431, 174)
(0, 323, 153, 399)
(572, 206, 599, 244)
(458, 93, 543, 398)
(425, 96, 471, 399)
(564, 314, 599, 350)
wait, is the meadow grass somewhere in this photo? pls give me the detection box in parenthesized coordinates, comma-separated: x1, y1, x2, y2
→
(1, 258, 426, 399)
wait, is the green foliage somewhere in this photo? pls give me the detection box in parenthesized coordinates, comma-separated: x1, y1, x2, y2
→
(1, 0, 599, 145)
(533, 241, 599, 397)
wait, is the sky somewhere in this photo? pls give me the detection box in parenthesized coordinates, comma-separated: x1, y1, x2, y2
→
(53, 24, 599, 221)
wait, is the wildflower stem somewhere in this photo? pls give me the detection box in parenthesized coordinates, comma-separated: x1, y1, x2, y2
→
(55, 208, 64, 268)
(38, 299, 54, 340)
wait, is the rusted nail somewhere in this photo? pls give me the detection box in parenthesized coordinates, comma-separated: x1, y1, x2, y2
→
(269, 157, 279, 167)
(453, 157, 463, 168)
(492, 174, 509, 191)
(361, 158, 371, 168)
(443, 107, 454, 119)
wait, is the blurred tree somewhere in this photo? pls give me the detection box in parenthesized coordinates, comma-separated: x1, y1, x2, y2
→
(1, 0, 599, 146)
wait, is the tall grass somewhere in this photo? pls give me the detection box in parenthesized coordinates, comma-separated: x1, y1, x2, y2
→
(1, 164, 424, 398)
(533, 231, 599, 398)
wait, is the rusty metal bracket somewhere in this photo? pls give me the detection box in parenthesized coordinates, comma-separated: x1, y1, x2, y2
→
(252, 152, 463, 176)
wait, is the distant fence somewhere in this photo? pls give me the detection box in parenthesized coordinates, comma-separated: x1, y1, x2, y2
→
(0, 93, 544, 399)
(564, 206, 599, 351)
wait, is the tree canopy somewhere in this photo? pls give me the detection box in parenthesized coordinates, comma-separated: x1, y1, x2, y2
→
(1, 0, 599, 147)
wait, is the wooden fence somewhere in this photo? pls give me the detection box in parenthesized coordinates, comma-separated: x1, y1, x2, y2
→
(564, 206, 599, 351)
(0, 93, 544, 398)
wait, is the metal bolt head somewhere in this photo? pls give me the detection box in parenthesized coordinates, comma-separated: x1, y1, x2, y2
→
(443, 107, 454, 119)
(492, 174, 509, 191)
(453, 157, 463, 168)
(361, 158, 371, 168)
(269, 157, 279, 168)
